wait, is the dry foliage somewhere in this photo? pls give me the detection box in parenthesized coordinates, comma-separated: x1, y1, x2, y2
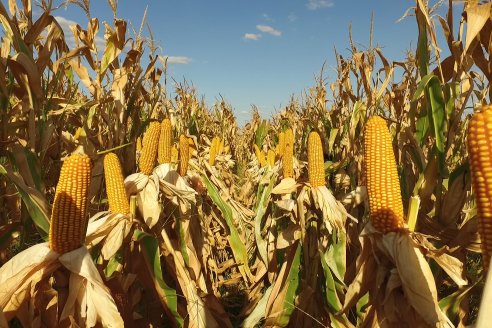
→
(0, 0, 491, 327)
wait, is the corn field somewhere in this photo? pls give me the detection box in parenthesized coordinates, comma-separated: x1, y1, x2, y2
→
(1, 0, 492, 327)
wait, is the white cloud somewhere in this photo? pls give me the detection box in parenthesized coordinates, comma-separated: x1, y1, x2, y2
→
(288, 13, 297, 22)
(164, 56, 192, 64)
(256, 25, 281, 36)
(244, 33, 261, 41)
(262, 13, 273, 22)
(306, 0, 334, 10)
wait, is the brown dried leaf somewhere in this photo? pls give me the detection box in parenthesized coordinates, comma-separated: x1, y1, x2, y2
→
(440, 169, 470, 226)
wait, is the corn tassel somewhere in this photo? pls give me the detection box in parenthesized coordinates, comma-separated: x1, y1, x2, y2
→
(179, 134, 189, 176)
(139, 122, 161, 175)
(104, 153, 130, 215)
(308, 131, 325, 187)
(158, 118, 172, 164)
(49, 154, 92, 254)
(467, 105, 492, 269)
(364, 116, 405, 233)
(283, 128, 294, 178)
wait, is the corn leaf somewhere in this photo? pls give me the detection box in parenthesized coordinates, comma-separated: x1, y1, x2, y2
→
(134, 230, 184, 328)
(202, 173, 252, 282)
(264, 242, 301, 327)
(0, 164, 50, 237)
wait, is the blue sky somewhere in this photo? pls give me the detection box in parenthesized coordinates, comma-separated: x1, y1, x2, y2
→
(49, 0, 461, 124)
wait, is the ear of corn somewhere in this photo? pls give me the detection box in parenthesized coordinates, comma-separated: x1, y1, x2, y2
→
(308, 131, 325, 187)
(267, 149, 275, 167)
(209, 136, 220, 166)
(276, 131, 285, 159)
(139, 122, 161, 175)
(364, 116, 405, 233)
(283, 128, 294, 178)
(171, 144, 178, 163)
(49, 154, 92, 254)
(104, 153, 130, 215)
(179, 134, 190, 176)
(136, 136, 142, 153)
(467, 104, 492, 269)
(158, 118, 172, 164)
(254, 144, 267, 167)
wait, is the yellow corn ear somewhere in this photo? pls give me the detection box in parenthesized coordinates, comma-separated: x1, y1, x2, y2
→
(283, 128, 294, 178)
(179, 134, 189, 176)
(139, 122, 161, 175)
(254, 144, 267, 167)
(267, 149, 275, 167)
(209, 137, 220, 166)
(158, 118, 172, 164)
(136, 136, 142, 153)
(308, 131, 325, 187)
(276, 131, 285, 159)
(104, 153, 130, 215)
(171, 144, 178, 164)
(364, 116, 405, 233)
(74, 127, 84, 141)
(467, 105, 492, 269)
(49, 154, 92, 254)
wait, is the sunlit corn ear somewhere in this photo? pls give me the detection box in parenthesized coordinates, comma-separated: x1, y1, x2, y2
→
(254, 144, 267, 167)
(136, 136, 142, 153)
(283, 128, 294, 178)
(179, 134, 190, 176)
(308, 131, 325, 187)
(158, 118, 172, 164)
(104, 153, 130, 215)
(171, 144, 178, 164)
(139, 122, 161, 175)
(49, 154, 92, 254)
(267, 149, 275, 167)
(364, 116, 405, 233)
(276, 131, 285, 159)
(467, 104, 492, 269)
(209, 136, 220, 166)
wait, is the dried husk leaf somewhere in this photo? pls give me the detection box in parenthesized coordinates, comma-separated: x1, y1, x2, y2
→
(125, 172, 161, 228)
(380, 233, 452, 327)
(272, 177, 297, 194)
(58, 247, 124, 327)
(0, 243, 59, 318)
(155, 163, 197, 205)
